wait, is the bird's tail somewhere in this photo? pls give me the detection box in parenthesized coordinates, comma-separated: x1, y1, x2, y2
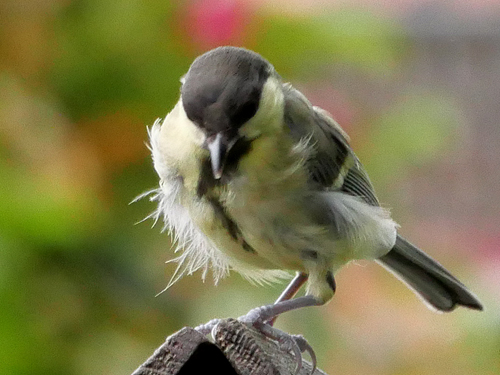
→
(377, 235, 483, 312)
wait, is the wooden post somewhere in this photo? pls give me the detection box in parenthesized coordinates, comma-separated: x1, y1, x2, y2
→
(132, 319, 328, 375)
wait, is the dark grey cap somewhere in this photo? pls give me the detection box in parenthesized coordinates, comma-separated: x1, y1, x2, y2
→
(181, 46, 272, 135)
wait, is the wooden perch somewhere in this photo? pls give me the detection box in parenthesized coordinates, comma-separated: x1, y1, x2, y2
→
(132, 318, 328, 375)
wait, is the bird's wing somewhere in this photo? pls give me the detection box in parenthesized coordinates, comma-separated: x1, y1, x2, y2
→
(282, 83, 379, 206)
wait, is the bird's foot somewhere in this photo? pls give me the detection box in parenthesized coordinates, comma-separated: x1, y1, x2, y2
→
(238, 306, 316, 375)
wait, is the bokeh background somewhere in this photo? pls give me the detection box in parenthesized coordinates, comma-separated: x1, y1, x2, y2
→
(1, 0, 499, 374)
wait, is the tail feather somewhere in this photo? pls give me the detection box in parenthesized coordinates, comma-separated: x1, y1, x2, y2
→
(377, 235, 483, 312)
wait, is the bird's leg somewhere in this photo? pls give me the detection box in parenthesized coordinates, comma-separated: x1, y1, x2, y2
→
(267, 272, 308, 326)
(239, 294, 321, 325)
(196, 292, 318, 335)
(274, 272, 309, 304)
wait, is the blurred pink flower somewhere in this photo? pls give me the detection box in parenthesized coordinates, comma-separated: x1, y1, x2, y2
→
(185, 0, 252, 50)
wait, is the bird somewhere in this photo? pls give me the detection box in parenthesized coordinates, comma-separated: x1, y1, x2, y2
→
(142, 46, 482, 371)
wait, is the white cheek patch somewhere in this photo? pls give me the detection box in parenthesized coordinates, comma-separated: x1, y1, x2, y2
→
(150, 101, 206, 184)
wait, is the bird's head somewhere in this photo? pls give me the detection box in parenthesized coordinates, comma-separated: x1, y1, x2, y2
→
(180, 46, 284, 179)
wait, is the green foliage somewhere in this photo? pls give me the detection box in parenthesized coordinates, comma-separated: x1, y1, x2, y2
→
(52, 0, 187, 119)
(255, 9, 406, 78)
(364, 92, 461, 181)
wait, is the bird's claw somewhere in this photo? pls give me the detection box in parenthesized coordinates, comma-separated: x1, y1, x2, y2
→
(238, 308, 316, 375)
(251, 320, 315, 375)
(194, 318, 221, 336)
(292, 334, 317, 374)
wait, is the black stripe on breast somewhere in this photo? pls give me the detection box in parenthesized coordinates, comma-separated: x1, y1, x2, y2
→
(197, 158, 218, 198)
(207, 197, 256, 254)
(223, 136, 253, 175)
(196, 146, 256, 254)
(196, 137, 253, 199)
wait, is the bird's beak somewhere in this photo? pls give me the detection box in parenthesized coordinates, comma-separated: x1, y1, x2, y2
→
(206, 132, 228, 179)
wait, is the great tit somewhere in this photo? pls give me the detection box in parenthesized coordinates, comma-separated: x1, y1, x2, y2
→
(144, 46, 482, 334)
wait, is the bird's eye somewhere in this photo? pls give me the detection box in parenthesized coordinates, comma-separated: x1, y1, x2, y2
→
(232, 99, 258, 127)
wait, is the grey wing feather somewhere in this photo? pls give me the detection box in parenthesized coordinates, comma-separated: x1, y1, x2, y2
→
(283, 83, 379, 206)
(283, 84, 350, 188)
(342, 162, 380, 206)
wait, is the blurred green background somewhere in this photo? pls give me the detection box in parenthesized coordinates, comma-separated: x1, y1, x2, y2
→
(1, 0, 499, 374)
